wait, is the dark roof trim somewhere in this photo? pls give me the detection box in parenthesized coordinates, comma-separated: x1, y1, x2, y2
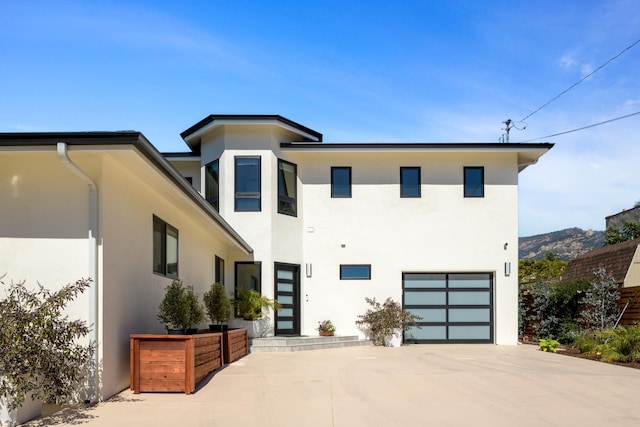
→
(280, 142, 554, 150)
(0, 132, 253, 254)
(605, 205, 640, 220)
(181, 114, 323, 143)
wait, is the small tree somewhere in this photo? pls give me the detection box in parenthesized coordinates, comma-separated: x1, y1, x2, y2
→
(203, 283, 232, 326)
(184, 285, 205, 329)
(157, 280, 189, 330)
(0, 277, 94, 411)
(355, 297, 422, 346)
(579, 267, 620, 331)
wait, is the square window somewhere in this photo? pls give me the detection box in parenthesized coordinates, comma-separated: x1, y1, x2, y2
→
(235, 157, 261, 211)
(331, 167, 352, 198)
(340, 264, 371, 280)
(400, 167, 421, 198)
(464, 167, 484, 198)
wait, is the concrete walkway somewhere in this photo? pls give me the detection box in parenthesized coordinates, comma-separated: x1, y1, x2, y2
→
(25, 344, 640, 426)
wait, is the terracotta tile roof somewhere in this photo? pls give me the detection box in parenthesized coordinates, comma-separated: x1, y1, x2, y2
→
(564, 239, 640, 284)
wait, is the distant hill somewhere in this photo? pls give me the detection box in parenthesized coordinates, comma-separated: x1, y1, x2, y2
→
(518, 228, 605, 261)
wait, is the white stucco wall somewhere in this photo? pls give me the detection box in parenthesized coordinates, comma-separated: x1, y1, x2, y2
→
(0, 147, 250, 401)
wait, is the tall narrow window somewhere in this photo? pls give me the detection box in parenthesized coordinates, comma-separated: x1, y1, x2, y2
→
(464, 167, 484, 198)
(153, 215, 179, 278)
(235, 156, 261, 211)
(331, 167, 352, 198)
(215, 255, 225, 284)
(205, 159, 219, 211)
(278, 159, 297, 216)
(235, 262, 262, 318)
(400, 167, 421, 198)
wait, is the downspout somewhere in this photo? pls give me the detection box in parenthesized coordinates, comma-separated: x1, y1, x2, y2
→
(56, 142, 100, 403)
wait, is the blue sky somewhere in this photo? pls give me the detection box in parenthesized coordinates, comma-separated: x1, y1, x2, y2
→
(1, 0, 639, 236)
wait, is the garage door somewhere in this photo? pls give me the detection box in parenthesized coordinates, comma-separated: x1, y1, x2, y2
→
(403, 273, 493, 343)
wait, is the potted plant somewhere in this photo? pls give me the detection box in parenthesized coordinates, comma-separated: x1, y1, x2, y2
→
(355, 297, 422, 347)
(157, 279, 189, 334)
(318, 320, 336, 336)
(184, 285, 205, 334)
(203, 282, 233, 331)
(231, 289, 281, 338)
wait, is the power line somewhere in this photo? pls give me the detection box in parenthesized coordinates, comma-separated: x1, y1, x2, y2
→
(517, 111, 640, 142)
(518, 37, 640, 124)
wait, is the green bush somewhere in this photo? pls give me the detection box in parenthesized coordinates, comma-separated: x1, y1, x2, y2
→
(157, 279, 190, 330)
(538, 338, 560, 353)
(233, 289, 280, 320)
(203, 282, 232, 325)
(0, 277, 94, 410)
(573, 326, 640, 363)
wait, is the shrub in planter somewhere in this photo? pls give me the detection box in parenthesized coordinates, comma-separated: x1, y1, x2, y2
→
(355, 297, 422, 346)
(203, 283, 232, 330)
(0, 277, 94, 415)
(157, 279, 189, 333)
(233, 289, 281, 321)
(185, 285, 205, 333)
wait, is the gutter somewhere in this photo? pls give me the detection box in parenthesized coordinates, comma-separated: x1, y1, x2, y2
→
(56, 142, 100, 402)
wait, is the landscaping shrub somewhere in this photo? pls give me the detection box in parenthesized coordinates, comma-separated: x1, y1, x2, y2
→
(538, 338, 560, 353)
(578, 268, 620, 332)
(573, 325, 640, 363)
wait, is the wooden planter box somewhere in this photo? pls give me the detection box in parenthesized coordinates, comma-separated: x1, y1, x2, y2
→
(223, 328, 248, 364)
(130, 333, 222, 394)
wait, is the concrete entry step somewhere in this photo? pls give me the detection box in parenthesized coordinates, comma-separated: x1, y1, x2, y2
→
(250, 335, 372, 352)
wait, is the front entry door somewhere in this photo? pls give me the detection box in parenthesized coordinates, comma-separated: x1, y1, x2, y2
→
(274, 263, 300, 336)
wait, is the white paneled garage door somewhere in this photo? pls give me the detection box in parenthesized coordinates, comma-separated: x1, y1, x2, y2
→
(403, 273, 493, 343)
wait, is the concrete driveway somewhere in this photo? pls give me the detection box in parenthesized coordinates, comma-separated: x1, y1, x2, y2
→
(25, 344, 640, 426)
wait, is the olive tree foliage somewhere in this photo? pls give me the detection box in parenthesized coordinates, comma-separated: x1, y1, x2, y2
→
(0, 276, 94, 411)
(578, 267, 620, 332)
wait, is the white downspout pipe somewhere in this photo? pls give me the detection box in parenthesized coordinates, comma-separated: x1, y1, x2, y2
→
(56, 142, 100, 402)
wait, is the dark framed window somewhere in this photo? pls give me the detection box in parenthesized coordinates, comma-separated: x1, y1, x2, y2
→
(400, 167, 421, 198)
(278, 159, 297, 216)
(215, 255, 225, 284)
(235, 156, 261, 211)
(153, 215, 178, 278)
(464, 166, 484, 198)
(205, 159, 219, 211)
(234, 262, 262, 318)
(340, 264, 371, 280)
(331, 167, 352, 198)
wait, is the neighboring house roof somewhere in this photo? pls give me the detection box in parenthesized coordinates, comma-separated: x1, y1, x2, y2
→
(0, 131, 253, 254)
(563, 239, 640, 284)
(181, 115, 323, 151)
(281, 142, 554, 172)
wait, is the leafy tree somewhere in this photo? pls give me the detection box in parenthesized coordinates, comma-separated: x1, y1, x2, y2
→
(605, 221, 640, 245)
(0, 277, 94, 411)
(578, 267, 620, 331)
(518, 254, 567, 286)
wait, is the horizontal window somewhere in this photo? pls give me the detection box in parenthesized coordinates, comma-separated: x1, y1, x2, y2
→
(340, 264, 371, 280)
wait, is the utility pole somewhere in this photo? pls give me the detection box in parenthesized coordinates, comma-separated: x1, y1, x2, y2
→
(502, 119, 513, 143)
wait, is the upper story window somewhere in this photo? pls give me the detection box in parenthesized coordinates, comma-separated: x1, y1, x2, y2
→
(235, 156, 261, 211)
(464, 166, 484, 198)
(331, 167, 352, 198)
(153, 215, 179, 278)
(278, 159, 297, 216)
(205, 159, 219, 211)
(400, 167, 421, 198)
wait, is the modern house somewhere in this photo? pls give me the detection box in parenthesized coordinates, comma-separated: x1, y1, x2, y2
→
(0, 115, 552, 402)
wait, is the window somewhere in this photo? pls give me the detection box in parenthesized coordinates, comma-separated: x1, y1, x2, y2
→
(235, 156, 261, 211)
(278, 159, 297, 216)
(153, 215, 178, 278)
(205, 159, 219, 211)
(235, 262, 261, 318)
(340, 264, 371, 280)
(464, 166, 484, 198)
(215, 255, 225, 284)
(400, 167, 421, 198)
(331, 167, 351, 198)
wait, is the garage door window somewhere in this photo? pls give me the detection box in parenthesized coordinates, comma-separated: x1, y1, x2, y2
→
(403, 272, 493, 343)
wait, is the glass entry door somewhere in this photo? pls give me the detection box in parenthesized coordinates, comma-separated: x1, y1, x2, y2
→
(274, 263, 300, 336)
